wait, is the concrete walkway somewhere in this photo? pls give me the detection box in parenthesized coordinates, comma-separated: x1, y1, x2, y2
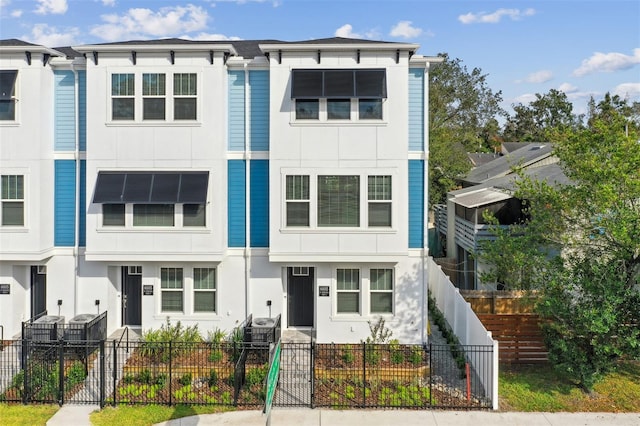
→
(46, 405, 640, 426)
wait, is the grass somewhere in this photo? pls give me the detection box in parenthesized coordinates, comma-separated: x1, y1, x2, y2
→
(90, 404, 233, 426)
(499, 360, 640, 412)
(0, 404, 59, 426)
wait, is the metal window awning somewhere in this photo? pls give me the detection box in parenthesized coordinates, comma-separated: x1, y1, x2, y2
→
(453, 189, 511, 208)
(92, 171, 209, 203)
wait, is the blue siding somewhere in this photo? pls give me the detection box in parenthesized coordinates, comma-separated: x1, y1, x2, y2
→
(250, 160, 269, 247)
(408, 68, 424, 152)
(78, 71, 87, 151)
(79, 160, 86, 246)
(54, 160, 76, 246)
(228, 71, 246, 151)
(228, 160, 246, 247)
(54, 71, 76, 152)
(249, 71, 269, 152)
(408, 160, 425, 248)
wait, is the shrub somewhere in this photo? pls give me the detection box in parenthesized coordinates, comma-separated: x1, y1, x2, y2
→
(409, 347, 423, 365)
(140, 319, 204, 363)
(207, 369, 218, 387)
(341, 345, 355, 364)
(65, 361, 87, 389)
(245, 365, 268, 387)
(178, 373, 192, 386)
(209, 350, 224, 362)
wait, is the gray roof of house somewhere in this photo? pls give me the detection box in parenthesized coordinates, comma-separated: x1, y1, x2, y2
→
(0, 39, 41, 47)
(464, 143, 554, 185)
(501, 142, 534, 154)
(467, 152, 501, 167)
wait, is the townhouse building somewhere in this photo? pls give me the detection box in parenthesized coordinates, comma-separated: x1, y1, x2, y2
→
(0, 37, 440, 343)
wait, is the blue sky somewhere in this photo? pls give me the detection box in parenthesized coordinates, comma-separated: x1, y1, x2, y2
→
(0, 0, 638, 117)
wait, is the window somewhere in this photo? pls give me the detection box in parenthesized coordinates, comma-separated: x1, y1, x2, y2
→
(103, 204, 125, 226)
(318, 176, 359, 227)
(295, 100, 319, 119)
(183, 204, 205, 227)
(133, 204, 174, 226)
(142, 73, 166, 120)
(0, 70, 18, 121)
(111, 74, 134, 120)
(327, 99, 350, 120)
(174, 73, 197, 120)
(370, 269, 393, 313)
(286, 175, 310, 226)
(193, 267, 216, 313)
(337, 269, 360, 314)
(368, 176, 392, 227)
(161, 267, 183, 312)
(1, 175, 24, 226)
(359, 99, 382, 120)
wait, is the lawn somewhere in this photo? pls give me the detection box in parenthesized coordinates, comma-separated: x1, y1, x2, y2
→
(0, 404, 59, 426)
(499, 360, 640, 412)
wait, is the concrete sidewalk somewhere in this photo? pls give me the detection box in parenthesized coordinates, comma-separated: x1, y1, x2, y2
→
(46, 405, 640, 426)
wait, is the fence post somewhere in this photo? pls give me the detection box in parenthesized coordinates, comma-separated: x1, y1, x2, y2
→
(22, 339, 28, 404)
(168, 341, 173, 406)
(112, 339, 117, 406)
(429, 343, 433, 407)
(362, 342, 366, 408)
(58, 339, 65, 405)
(99, 340, 105, 408)
(310, 341, 315, 409)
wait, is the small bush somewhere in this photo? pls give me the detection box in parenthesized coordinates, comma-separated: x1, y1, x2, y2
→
(179, 373, 192, 386)
(391, 350, 405, 364)
(341, 345, 355, 364)
(137, 369, 152, 385)
(245, 365, 268, 387)
(209, 350, 223, 362)
(409, 347, 423, 365)
(207, 369, 218, 387)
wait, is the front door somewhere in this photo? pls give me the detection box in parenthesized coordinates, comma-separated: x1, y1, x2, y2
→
(30, 266, 46, 319)
(287, 267, 314, 327)
(122, 267, 142, 326)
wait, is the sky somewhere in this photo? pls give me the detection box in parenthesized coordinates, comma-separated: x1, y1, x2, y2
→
(0, 0, 638, 118)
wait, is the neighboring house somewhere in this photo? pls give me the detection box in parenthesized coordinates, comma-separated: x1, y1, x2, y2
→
(0, 37, 441, 343)
(434, 143, 569, 290)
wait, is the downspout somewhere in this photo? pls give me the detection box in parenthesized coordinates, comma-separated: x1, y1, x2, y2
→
(71, 63, 80, 316)
(421, 62, 430, 345)
(244, 63, 251, 321)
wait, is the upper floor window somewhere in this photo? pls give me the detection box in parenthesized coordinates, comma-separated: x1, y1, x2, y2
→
(286, 175, 310, 226)
(142, 73, 166, 120)
(368, 176, 392, 227)
(318, 175, 359, 227)
(111, 73, 135, 120)
(1, 175, 24, 226)
(174, 73, 197, 120)
(0, 70, 18, 121)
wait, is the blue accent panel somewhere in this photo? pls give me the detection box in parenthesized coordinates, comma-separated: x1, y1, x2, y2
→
(78, 71, 87, 151)
(408, 68, 424, 151)
(54, 160, 76, 246)
(228, 70, 246, 151)
(250, 160, 269, 247)
(249, 71, 269, 152)
(408, 160, 425, 248)
(54, 71, 76, 152)
(227, 160, 246, 247)
(79, 160, 86, 246)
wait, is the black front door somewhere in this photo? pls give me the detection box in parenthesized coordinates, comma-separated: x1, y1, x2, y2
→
(30, 266, 46, 319)
(122, 267, 142, 326)
(287, 267, 314, 327)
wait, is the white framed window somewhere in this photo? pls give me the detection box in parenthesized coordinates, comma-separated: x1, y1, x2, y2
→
(1, 174, 24, 226)
(133, 204, 174, 227)
(370, 269, 393, 314)
(286, 175, 310, 226)
(174, 73, 197, 120)
(295, 99, 319, 120)
(0, 70, 18, 121)
(337, 268, 360, 314)
(358, 99, 382, 120)
(368, 176, 392, 227)
(318, 175, 359, 227)
(327, 99, 351, 120)
(161, 267, 183, 312)
(111, 73, 135, 120)
(103, 204, 125, 226)
(142, 73, 166, 120)
(193, 267, 216, 313)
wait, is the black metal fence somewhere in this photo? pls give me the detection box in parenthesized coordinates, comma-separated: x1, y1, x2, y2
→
(0, 338, 494, 410)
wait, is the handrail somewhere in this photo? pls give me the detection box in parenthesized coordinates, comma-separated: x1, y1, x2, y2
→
(116, 326, 129, 353)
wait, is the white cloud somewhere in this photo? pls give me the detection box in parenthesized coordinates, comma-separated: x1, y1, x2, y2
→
(11, 9, 23, 17)
(23, 23, 79, 46)
(512, 93, 537, 104)
(335, 24, 361, 39)
(613, 82, 640, 99)
(458, 8, 535, 24)
(183, 32, 242, 41)
(558, 82, 578, 93)
(389, 21, 422, 39)
(0, 0, 11, 7)
(572, 48, 640, 77)
(34, 0, 68, 15)
(519, 70, 553, 84)
(101, 0, 116, 6)
(90, 4, 209, 41)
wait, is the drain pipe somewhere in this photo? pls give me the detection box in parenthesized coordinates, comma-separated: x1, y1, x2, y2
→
(71, 63, 80, 316)
(421, 61, 431, 345)
(243, 63, 251, 321)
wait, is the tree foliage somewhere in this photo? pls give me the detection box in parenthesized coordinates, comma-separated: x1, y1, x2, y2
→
(428, 53, 505, 205)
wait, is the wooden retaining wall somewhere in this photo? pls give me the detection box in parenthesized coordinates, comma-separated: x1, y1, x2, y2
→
(460, 290, 537, 314)
(477, 314, 547, 364)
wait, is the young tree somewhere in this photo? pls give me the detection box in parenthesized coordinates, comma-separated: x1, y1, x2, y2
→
(429, 53, 505, 205)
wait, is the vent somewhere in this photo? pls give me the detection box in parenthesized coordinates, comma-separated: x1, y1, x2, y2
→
(292, 267, 310, 276)
(128, 266, 142, 275)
